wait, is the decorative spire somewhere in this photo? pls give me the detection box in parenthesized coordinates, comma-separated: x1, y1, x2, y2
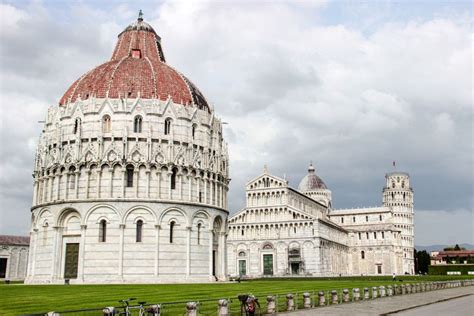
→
(138, 9, 144, 22)
(263, 164, 268, 174)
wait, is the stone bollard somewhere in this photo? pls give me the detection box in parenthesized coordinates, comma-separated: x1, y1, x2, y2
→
(266, 296, 276, 314)
(47, 313, 60, 316)
(393, 284, 398, 295)
(353, 288, 360, 301)
(411, 284, 416, 293)
(147, 305, 161, 316)
(387, 285, 393, 296)
(401, 284, 406, 295)
(103, 307, 116, 316)
(318, 291, 326, 306)
(218, 299, 229, 316)
(186, 302, 198, 316)
(421, 283, 426, 292)
(331, 290, 339, 304)
(407, 284, 412, 294)
(303, 292, 311, 309)
(286, 294, 295, 311)
(372, 286, 378, 299)
(342, 289, 350, 303)
(364, 287, 370, 300)
(416, 283, 421, 292)
(379, 286, 386, 297)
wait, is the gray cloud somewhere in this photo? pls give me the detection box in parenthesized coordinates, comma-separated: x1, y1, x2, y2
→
(0, 1, 472, 246)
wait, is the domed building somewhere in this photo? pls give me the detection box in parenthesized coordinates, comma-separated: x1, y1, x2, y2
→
(26, 14, 229, 284)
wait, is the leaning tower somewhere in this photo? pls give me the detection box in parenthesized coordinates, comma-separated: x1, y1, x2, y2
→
(382, 172, 414, 274)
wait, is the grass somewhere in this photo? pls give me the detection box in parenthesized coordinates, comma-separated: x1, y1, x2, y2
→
(0, 275, 472, 315)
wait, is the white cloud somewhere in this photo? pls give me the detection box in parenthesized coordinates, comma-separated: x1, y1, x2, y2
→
(0, 1, 471, 245)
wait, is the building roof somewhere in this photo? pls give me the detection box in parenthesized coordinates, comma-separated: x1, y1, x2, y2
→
(59, 14, 210, 112)
(330, 207, 390, 215)
(298, 163, 328, 191)
(0, 235, 30, 246)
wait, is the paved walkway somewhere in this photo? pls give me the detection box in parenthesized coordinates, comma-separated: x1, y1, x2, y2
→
(284, 286, 474, 315)
(395, 294, 474, 316)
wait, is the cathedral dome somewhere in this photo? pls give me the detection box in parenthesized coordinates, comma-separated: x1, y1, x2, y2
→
(59, 14, 210, 112)
(298, 163, 328, 191)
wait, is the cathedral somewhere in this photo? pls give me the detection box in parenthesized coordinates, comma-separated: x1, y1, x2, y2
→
(26, 15, 229, 284)
(227, 164, 414, 277)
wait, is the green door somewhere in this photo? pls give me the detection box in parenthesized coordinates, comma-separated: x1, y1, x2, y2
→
(238, 260, 247, 276)
(64, 243, 79, 279)
(263, 254, 273, 275)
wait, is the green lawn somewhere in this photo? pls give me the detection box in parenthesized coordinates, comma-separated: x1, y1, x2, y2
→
(0, 275, 472, 315)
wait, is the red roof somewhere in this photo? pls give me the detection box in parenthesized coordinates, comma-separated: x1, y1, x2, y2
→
(59, 18, 210, 112)
(0, 235, 30, 246)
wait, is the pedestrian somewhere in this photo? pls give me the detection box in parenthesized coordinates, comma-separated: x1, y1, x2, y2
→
(392, 272, 396, 282)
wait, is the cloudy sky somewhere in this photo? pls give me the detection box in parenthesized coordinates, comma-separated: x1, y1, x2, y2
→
(0, 0, 472, 246)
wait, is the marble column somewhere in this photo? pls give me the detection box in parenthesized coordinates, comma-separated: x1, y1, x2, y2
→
(78, 225, 87, 281)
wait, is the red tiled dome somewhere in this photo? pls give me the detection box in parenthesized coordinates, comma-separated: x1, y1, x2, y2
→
(59, 17, 210, 112)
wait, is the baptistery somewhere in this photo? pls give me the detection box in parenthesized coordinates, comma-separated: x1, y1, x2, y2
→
(26, 14, 229, 284)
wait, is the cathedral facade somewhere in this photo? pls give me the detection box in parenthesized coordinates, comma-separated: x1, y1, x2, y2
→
(227, 165, 414, 277)
(26, 16, 229, 284)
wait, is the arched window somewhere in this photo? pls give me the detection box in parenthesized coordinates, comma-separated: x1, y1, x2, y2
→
(169, 221, 175, 243)
(102, 115, 111, 133)
(401, 181, 405, 188)
(382, 231, 385, 239)
(366, 216, 369, 222)
(403, 193, 406, 201)
(197, 223, 202, 245)
(99, 219, 107, 242)
(164, 118, 172, 135)
(238, 251, 246, 257)
(126, 165, 134, 187)
(73, 118, 81, 134)
(374, 232, 377, 239)
(192, 124, 197, 139)
(392, 181, 395, 188)
(341, 217, 344, 224)
(353, 216, 356, 223)
(358, 232, 361, 240)
(361, 251, 365, 259)
(379, 214, 382, 221)
(134, 116, 142, 133)
(241, 229, 244, 236)
(136, 220, 143, 242)
(170, 168, 177, 190)
(366, 232, 369, 239)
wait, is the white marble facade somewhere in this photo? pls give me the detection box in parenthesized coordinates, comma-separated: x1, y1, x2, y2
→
(26, 17, 229, 284)
(227, 166, 414, 277)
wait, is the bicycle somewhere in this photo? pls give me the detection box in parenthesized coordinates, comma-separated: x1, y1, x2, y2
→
(115, 298, 160, 316)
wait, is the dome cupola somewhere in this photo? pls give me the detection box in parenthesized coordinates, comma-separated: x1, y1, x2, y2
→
(298, 163, 328, 191)
(59, 11, 210, 112)
(298, 163, 332, 208)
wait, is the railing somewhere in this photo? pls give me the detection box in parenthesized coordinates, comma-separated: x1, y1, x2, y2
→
(26, 279, 474, 316)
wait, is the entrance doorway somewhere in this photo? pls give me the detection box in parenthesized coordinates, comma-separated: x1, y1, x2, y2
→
(263, 254, 273, 275)
(291, 262, 300, 275)
(0, 258, 7, 278)
(238, 260, 247, 276)
(64, 243, 79, 279)
(377, 265, 382, 275)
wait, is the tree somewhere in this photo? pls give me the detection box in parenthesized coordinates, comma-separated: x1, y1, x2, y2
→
(415, 250, 430, 274)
